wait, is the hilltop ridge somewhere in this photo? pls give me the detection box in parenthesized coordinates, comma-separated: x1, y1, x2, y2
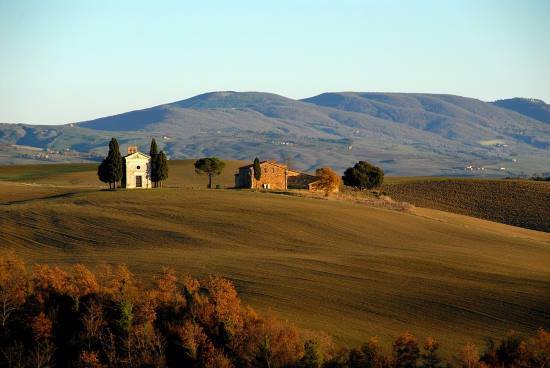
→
(492, 97, 550, 124)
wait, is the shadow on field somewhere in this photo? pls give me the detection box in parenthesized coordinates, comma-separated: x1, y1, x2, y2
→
(2, 191, 86, 206)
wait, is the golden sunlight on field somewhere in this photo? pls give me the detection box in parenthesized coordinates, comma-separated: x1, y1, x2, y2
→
(1, 164, 549, 354)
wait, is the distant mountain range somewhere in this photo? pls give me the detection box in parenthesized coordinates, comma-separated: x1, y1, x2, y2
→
(1, 92, 549, 176)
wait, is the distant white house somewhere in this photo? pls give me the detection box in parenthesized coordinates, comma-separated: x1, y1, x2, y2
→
(122, 146, 151, 189)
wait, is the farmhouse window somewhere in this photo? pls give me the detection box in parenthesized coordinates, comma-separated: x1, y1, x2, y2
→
(137, 165, 141, 170)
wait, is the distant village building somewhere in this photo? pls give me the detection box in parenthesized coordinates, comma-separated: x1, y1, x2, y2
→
(122, 146, 152, 189)
(234, 160, 321, 191)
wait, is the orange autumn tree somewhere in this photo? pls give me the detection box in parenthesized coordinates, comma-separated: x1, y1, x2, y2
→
(30, 312, 55, 368)
(314, 167, 340, 196)
(421, 337, 443, 368)
(457, 343, 480, 368)
(530, 328, 550, 368)
(0, 251, 28, 327)
(393, 331, 420, 368)
(71, 264, 100, 299)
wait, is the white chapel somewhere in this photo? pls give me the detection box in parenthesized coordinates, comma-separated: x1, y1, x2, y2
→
(122, 145, 152, 189)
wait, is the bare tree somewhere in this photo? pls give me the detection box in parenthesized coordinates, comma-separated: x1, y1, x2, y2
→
(0, 251, 28, 328)
(1, 341, 25, 368)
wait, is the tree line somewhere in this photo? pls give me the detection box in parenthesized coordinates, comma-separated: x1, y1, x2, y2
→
(95, 134, 386, 192)
(193, 155, 385, 193)
(0, 252, 548, 368)
(97, 138, 168, 190)
(97, 141, 385, 192)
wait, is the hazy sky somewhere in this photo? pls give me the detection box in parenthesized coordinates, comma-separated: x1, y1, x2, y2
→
(1, 0, 549, 124)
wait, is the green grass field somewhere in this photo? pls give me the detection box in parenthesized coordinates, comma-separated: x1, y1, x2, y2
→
(1, 162, 549, 355)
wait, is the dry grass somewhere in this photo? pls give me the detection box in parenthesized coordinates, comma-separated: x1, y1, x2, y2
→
(275, 188, 415, 212)
(332, 188, 415, 212)
(1, 163, 550, 355)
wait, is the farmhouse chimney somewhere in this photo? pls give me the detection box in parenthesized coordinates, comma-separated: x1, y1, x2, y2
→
(127, 145, 138, 155)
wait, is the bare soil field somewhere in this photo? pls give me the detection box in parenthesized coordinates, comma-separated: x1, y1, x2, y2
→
(383, 178, 550, 232)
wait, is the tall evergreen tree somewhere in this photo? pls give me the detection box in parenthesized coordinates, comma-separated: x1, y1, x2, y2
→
(97, 138, 123, 190)
(154, 151, 169, 188)
(107, 138, 123, 189)
(149, 138, 159, 158)
(97, 159, 111, 190)
(149, 139, 159, 187)
(253, 157, 262, 188)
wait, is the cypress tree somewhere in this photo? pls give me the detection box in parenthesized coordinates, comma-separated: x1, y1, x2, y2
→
(106, 138, 123, 190)
(97, 159, 111, 190)
(155, 151, 169, 188)
(149, 139, 159, 187)
(253, 157, 261, 188)
(97, 138, 122, 190)
(149, 138, 158, 157)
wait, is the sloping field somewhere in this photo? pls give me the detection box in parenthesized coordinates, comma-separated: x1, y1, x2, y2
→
(383, 178, 550, 232)
(0, 160, 245, 188)
(0, 181, 91, 204)
(1, 183, 549, 354)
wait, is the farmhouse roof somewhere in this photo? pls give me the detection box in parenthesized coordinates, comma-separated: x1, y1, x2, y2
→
(287, 169, 316, 177)
(238, 160, 288, 170)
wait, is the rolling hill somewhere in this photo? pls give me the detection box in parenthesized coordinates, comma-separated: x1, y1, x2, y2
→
(492, 97, 550, 124)
(1, 92, 549, 175)
(1, 171, 549, 354)
(383, 178, 550, 232)
(3, 160, 548, 232)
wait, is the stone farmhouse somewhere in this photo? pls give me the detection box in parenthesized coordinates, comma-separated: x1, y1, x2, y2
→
(235, 160, 327, 191)
(122, 146, 152, 189)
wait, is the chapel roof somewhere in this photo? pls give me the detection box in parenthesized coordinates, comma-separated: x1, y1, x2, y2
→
(123, 151, 150, 159)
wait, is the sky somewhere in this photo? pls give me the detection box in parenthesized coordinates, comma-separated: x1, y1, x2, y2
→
(1, 0, 549, 124)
